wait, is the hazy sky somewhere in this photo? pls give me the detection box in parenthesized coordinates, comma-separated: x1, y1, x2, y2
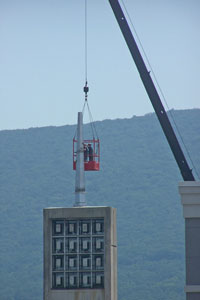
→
(0, 0, 200, 130)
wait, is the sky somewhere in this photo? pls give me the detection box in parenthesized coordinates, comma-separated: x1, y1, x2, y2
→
(0, 0, 200, 130)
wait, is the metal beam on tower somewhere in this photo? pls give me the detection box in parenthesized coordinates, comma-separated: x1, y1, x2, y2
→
(74, 112, 86, 207)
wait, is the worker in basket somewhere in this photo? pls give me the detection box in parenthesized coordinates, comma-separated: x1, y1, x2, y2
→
(83, 143, 88, 162)
(88, 143, 93, 161)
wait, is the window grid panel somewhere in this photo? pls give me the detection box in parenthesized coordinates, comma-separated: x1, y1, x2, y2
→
(52, 218, 104, 289)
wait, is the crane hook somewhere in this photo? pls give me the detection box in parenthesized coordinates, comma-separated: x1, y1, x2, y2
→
(83, 81, 89, 101)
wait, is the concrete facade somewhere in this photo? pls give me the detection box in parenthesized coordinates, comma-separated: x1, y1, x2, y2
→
(43, 206, 117, 300)
(179, 181, 200, 300)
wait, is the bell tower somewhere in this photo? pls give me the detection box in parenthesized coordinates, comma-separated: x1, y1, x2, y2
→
(43, 112, 117, 300)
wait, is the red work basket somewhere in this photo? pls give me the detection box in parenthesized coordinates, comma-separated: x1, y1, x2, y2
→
(73, 138, 100, 171)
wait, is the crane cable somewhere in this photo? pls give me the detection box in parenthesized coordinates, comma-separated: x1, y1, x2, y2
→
(73, 0, 98, 140)
(121, 0, 199, 179)
(82, 0, 99, 140)
(85, 0, 88, 84)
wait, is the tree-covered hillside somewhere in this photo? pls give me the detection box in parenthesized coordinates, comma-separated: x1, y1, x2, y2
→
(0, 109, 200, 300)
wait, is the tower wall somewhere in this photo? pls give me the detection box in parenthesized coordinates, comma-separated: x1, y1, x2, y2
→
(43, 206, 117, 300)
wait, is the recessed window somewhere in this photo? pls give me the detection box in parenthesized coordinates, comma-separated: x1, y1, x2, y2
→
(79, 272, 91, 288)
(52, 272, 64, 289)
(93, 255, 104, 270)
(92, 219, 104, 235)
(52, 238, 64, 254)
(53, 255, 64, 271)
(66, 255, 78, 271)
(92, 272, 104, 288)
(66, 238, 77, 253)
(52, 221, 64, 236)
(93, 237, 104, 253)
(66, 272, 78, 289)
(80, 237, 91, 253)
(79, 220, 91, 235)
(66, 221, 77, 235)
(80, 255, 91, 270)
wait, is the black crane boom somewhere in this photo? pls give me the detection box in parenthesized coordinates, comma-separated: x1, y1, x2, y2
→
(108, 0, 195, 181)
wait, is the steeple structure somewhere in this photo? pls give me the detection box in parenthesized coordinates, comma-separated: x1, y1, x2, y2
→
(74, 112, 86, 206)
(43, 110, 117, 299)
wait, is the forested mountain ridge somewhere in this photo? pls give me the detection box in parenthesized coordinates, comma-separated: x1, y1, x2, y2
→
(0, 109, 200, 300)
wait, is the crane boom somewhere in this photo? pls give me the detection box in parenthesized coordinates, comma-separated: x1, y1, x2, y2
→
(108, 0, 195, 181)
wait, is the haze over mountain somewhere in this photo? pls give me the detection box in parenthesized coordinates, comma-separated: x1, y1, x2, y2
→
(0, 109, 200, 300)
